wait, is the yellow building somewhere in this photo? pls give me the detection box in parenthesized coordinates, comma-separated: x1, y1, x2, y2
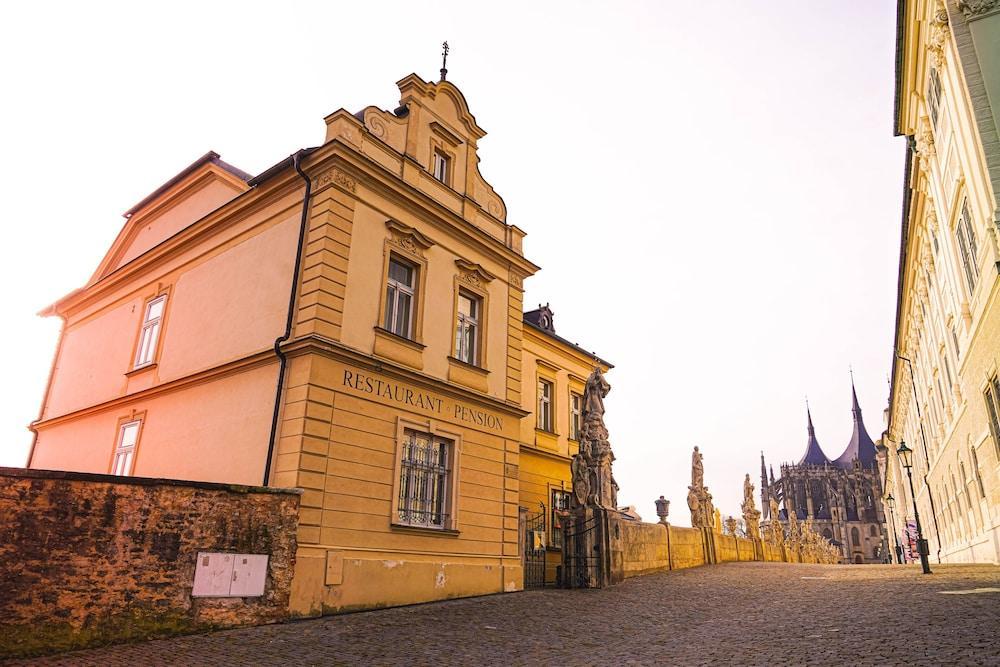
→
(26, 72, 616, 613)
(883, 1, 1000, 564)
(516, 305, 612, 587)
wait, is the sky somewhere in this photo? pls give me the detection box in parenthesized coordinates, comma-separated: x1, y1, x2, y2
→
(0, 1, 903, 523)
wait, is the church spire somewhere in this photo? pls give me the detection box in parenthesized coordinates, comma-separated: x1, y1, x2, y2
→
(798, 402, 832, 466)
(833, 375, 878, 469)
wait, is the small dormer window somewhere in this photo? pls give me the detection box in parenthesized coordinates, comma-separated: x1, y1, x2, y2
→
(433, 150, 450, 184)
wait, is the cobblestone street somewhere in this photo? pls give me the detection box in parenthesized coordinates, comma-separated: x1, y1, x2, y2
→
(14, 562, 1000, 666)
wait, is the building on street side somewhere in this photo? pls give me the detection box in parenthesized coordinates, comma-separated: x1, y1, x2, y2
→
(882, 0, 1000, 564)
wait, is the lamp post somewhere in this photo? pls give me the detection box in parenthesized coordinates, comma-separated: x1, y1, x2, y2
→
(897, 441, 931, 574)
(887, 493, 903, 564)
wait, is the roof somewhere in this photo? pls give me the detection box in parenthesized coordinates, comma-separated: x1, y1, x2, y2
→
(123, 151, 253, 218)
(832, 383, 879, 469)
(798, 407, 832, 466)
(522, 305, 613, 369)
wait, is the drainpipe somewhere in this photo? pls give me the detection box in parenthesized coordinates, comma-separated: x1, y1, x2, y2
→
(262, 151, 312, 486)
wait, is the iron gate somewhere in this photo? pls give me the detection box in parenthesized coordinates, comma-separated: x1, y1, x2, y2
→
(560, 510, 605, 588)
(523, 504, 547, 589)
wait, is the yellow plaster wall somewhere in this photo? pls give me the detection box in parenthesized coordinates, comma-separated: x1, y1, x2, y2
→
(32, 362, 278, 485)
(274, 353, 523, 616)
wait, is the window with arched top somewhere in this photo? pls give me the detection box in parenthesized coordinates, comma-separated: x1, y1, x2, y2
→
(851, 527, 860, 546)
(869, 525, 877, 537)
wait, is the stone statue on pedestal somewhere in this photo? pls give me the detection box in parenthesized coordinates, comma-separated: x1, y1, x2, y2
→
(687, 445, 715, 528)
(571, 366, 617, 509)
(741, 473, 762, 541)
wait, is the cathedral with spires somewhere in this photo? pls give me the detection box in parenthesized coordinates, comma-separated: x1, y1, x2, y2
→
(760, 382, 888, 564)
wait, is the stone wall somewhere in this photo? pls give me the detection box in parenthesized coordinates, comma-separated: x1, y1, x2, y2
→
(667, 525, 707, 570)
(602, 512, 837, 584)
(0, 467, 300, 659)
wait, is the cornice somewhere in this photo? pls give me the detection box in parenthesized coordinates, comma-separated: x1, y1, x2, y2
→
(519, 441, 572, 464)
(31, 349, 277, 430)
(50, 171, 307, 318)
(282, 334, 529, 418)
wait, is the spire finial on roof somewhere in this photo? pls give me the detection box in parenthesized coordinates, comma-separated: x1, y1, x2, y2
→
(806, 397, 814, 435)
(439, 41, 449, 82)
(850, 369, 862, 415)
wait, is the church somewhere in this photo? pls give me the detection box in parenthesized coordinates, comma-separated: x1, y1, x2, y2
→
(760, 383, 888, 564)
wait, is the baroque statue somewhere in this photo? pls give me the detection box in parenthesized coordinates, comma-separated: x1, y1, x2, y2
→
(571, 366, 617, 509)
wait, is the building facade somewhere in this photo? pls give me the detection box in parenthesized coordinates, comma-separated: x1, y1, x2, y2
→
(882, 0, 1000, 564)
(761, 386, 887, 564)
(516, 305, 611, 586)
(26, 73, 605, 613)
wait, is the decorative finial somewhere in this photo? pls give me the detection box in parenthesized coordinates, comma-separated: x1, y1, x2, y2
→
(440, 41, 449, 82)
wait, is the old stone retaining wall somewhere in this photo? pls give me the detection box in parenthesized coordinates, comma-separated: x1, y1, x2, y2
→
(0, 467, 300, 659)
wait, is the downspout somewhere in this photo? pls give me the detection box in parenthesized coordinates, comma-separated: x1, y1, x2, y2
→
(262, 151, 312, 486)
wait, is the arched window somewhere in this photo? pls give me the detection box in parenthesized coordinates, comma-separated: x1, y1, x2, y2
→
(971, 447, 986, 498)
(823, 528, 833, 540)
(869, 525, 877, 537)
(851, 527, 860, 546)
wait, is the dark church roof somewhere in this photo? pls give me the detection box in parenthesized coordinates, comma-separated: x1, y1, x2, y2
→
(798, 407, 832, 466)
(832, 383, 879, 469)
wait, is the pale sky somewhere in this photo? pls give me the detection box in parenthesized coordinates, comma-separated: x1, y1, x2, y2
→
(0, 1, 902, 523)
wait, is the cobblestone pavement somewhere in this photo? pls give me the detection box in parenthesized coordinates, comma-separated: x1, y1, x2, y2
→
(13, 562, 1000, 666)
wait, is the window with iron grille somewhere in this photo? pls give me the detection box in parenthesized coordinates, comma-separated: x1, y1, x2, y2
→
(569, 392, 582, 440)
(112, 420, 141, 476)
(955, 199, 980, 293)
(397, 429, 452, 529)
(384, 256, 416, 338)
(928, 68, 943, 129)
(135, 295, 166, 368)
(537, 378, 553, 432)
(984, 376, 1000, 457)
(454, 290, 480, 365)
(550, 489, 571, 548)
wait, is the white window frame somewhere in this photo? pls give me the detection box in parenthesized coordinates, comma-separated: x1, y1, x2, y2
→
(454, 291, 480, 365)
(928, 67, 943, 130)
(396, 428, 452, 529)
(432, 150, 450, 184)
(955, 199, 980, 294)
(537, 378, 553, 432)
(134, 295, 166, 368)
(570, 392, 582, 441)
(384, 256, 416, 339)
(112, 419, 141, 476)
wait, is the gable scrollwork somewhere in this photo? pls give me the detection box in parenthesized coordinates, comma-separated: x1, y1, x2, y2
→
(455, 258, 496, 289)
(957, 0, 1000, 18)
(385, 219, 435, 258)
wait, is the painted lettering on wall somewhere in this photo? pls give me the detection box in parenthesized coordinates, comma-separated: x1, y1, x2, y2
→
(342, 370, 503, 431)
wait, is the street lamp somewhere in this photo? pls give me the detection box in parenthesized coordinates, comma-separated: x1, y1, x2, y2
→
(886, 493, 903, 564)
(897, 441, 931, 574)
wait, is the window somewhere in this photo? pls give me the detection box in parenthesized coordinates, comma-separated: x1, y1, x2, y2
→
(955, 200, 980, 293)
(537, 378, 553, 432)
(928, 67, 943, 129)
(384, 256, 416, 338)
(432, 150, 450, 184)
(454, 291, 480, 365)
(970, 447, 986, 499)
(985, 376, 1000, 456)
(851, 527, 860, 546)
(869, 525, 878, 537)
(134, 295, 166, 368)
(396, 429, 452, 529)
(112, 419, 141, 476)
(569, 392, 582, 441)
(550, 489, 571, 548)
